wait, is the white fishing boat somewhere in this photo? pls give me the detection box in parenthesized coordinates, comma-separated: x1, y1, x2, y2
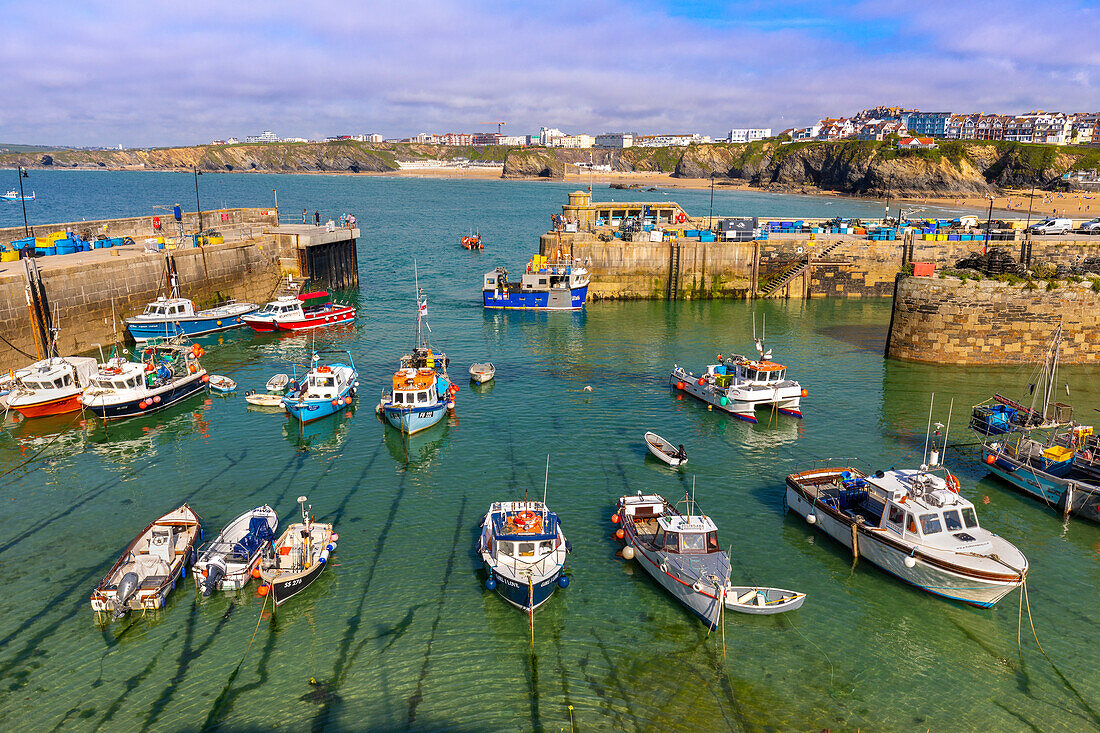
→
(259, 496, 337, 606)
(207, 375, 237, 393)
(3, 356, 97, 418)
(80, 341, 208, 419)
(245, 392, 285, 407)
(644, 431, 687, 467)
(90, 504, 200, 618)
(1, 189, 34, 202)
(469, 362, 495, 384)
(723, 586, 806, 615)
(787, 399, 1028, 607)
(193, 505, 278, 595)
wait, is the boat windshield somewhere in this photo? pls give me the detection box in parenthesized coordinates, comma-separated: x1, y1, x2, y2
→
(144, 305, 166, 315)
(919, 513, 943, 535)
(312, 376, 335, 388)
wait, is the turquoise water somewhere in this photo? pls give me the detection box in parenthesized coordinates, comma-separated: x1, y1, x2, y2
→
(1, 174, 1098, 732)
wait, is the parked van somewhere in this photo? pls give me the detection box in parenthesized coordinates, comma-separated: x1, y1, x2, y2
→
(1027, 218, 1073, 235)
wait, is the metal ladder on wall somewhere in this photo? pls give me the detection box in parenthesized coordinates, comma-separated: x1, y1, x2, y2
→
(757, 240, 843, 298)
(667, 240, 682, 300)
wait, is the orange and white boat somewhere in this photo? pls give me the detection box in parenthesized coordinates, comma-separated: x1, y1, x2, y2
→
(3, 356, 98, 418)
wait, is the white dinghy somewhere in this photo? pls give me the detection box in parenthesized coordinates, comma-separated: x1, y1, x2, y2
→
(208, 375, 237, 393)
(469, 362, 495, 384)
(193, 505, 278, 595)
(644, 432, 687, 467)
(723, 586, 806, 615)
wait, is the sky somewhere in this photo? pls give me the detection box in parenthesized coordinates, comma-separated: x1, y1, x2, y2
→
(0, 0, 1097, 147)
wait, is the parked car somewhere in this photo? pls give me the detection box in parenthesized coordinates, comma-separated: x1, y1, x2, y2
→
(1079, 217, 1100, 234)
(1028, 218, 1073, 235)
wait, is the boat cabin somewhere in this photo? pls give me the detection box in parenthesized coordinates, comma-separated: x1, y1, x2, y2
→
(140, 297, 196, 319)
(650, 515, 721, 554)
(15, 357, 97, 392)
(486, 505, 560, 563)
(712, 357, 787, 386)
(302, 366, 341, 400)
(89, 362, 146, 392)
(484, 255, 589, 293)
(390, 367, 438, 407)
(254, 295, 304, 319)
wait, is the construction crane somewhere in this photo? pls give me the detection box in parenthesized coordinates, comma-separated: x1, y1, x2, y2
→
(479, 118, 506, 135)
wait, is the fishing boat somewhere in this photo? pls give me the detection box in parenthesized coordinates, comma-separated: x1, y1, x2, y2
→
(379, 280, 456, 434)
(483, 253, 589, 310)
(469, 362, 495, 384)
(241, 291, 356, 332)
(461, 232, 482, 250)
(670, 325, 805, 423)
(975, 325, 1100, 523)
(477, 499, 570, 612)
(193, 505, 278, 595)
(644, 431, 687, 467)
(1, 189, 34, 202)
(3, 356, 98, 418)
(207, 375, 237, 393)
(80, 341, 208, 420)
(723, 586, 806, 615)
(258, 496, 336, 607)
(125, 296, 258, 342)
(788, 401, 1029, 607)
(282, 351, 358, 424)
(614, 491, 731, 630)
(90, 504, 200, 618)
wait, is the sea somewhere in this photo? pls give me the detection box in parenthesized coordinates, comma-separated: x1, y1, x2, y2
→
(0, 170, 1097, 732)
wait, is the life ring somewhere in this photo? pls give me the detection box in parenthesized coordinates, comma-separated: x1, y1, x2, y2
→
(675, 212, 687, 224)
(318, 366, 332, 373)
(945, 473, 960, 494)
(516, 511, 537, 528)
(153, 216, 161, 228)
(462, 236, 471, 245)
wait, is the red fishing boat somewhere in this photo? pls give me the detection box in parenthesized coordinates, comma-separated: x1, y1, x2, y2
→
(3, 357, 98, 418)
(241, 291, 356, 333)
(461, 232, 482, 250)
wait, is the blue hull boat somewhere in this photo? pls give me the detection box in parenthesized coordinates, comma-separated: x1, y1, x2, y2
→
(482, 283, 588, 310)
(482, 256, 590, 311)
(382, 400, 447, 434)
(125, 297, 258, 342)
(982, 443, 1100, 523)
(478, 500, 569, 613)
(283, 352, 358, 425)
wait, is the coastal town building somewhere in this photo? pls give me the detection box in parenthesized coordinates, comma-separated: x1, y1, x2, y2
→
(792, 124, 822, 141)
(854, 120, 907, 140)
(595, 132, 634, 148)
(225, 137, 239, 144)
(634, 133, 709, 147)
(438, 132, 474, 146)
(539, 127, 567, 146)
(282, 137, 309, 143)
(559, 134, 594, 148)
(898, 137, 937, 150)
(818, 119, 855, 140)
(727, 128, 771, 143)
(900, 112, 951, 138)
(500, 135, 528, 146)
(244, 130, 279, 144)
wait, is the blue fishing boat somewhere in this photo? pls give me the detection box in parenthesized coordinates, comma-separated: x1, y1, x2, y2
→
(125, 296, 259, 342)
(282, 351, 358, 424)
(483, 253, 589, 310)
(379, 279, 456, 435)
(478, 499, 569, 612)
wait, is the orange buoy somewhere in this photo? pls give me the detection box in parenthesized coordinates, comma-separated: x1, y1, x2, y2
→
(985, 454, 996, 465)
(251, 567, 261, 579)
(257, 584, 270, 597)
(201, 373, 209, 382)
(697, 378, 705, 386)
(801, 388, 808, 397)
(611, 514, 620, 524)
(615, 528, 625, 540)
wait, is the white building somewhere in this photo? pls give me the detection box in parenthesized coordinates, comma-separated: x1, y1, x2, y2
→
(792, 124, 823, 141)
(539, 127, 566, 146)
(633, 133, 708, 147)
(500, 135, 527, 146)
(282, 137, 309, 143)
(595, 132, 634, 148)
(412, 133, 439, 144)
(727, 128, 771, 143)
(560, 134, 594, 149)
(245, 130, 279, 143)
(225, 137, 239, 144)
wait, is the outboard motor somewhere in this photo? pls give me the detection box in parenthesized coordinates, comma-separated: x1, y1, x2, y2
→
(203, 555, 227, 597)
(113, 572, 139, 618)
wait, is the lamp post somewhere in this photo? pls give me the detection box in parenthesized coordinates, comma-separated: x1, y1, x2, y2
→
(193, 166, 203, 234)
(885, 188, 891, 224)
(983, 195, 994, 255)
(1024, 181, 1035, 231)
(17, 166, 30, 237)
(708, 173, 716, 230)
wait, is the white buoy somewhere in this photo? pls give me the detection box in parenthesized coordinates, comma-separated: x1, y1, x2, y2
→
(622, 546, 635, 560)
(904, 556, 917, 568)
(806, 513, 817, 525)
(583, 385, 593, 392)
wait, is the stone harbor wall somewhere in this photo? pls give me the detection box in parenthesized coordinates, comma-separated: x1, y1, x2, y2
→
(885, 275, 1100, 364)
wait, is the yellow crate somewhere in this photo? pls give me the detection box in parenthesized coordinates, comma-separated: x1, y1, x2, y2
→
(1, 250, 19, 262)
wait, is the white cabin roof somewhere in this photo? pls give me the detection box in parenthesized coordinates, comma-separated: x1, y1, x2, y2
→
(658, 514, 718, 533)
(865, 469, 974, 512)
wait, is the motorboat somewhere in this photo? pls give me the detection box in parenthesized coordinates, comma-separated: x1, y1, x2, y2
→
(469, 362, 495, 384)
(483, 253, 589, 310)
(125, 296, 258, 342)
(477, 499, 570, 612)
(80, 341, 208, 420)
(670, 330, 805, 423)
(90, 504, 200, 618)
(208, 375, 237, 393)
(258, 496, 336, 607)
(614, 491, 731, 630)
(1, 189, 34, 202)
(379, 281, 456, 434)
(461, 232, 482, 250)
(241, 291, 356, 332)
(644, 431, 687, 467)
(282, 351, 358, 424)
(193, 506, 278, 595)
(3, 356, 97, 418)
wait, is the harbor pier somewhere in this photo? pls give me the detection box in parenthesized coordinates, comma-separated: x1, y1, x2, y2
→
(0, 210, 359, 372)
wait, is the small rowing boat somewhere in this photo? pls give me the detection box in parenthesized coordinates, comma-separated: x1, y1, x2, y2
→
(266, 373, 290, 392)
(723, 586, 806, 615)
(644, 431, 686, 467)
(245, 392, 285, 407)
(208, 375, 237, 393)
(469, 362, 495, 384)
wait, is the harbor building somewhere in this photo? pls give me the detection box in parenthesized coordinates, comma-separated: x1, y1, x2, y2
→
(558, 190, 686, 228)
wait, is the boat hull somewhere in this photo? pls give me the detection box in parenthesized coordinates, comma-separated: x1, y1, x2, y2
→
(383, 401, 446, 434)
(785, 482, 1021, 607)
(670, 370, 802, 422)
(483, 284, 588, 311)
(82, 375, 206, 420)
(126, 308, 257, 342)
(488, 567, 561, 612)
(284, 395, 353, 424)
(627, 538, 724, 629)
(11, 392, 83, 418)
(271, 557, 327, 606)
(982, 447, 1100, 524)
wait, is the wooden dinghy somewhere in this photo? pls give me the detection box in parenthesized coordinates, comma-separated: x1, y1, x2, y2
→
(244, 392, 285, 407)
(259, 496, 336, 606)
(208, 375, 237, 393)
(469, 362, 495, 384)
(90, 504, 200, 618)
(723, 586, 806, 615)
(644, 431, 687, 467)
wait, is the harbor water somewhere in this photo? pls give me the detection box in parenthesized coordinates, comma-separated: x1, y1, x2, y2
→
(1, 172, 1098, 731)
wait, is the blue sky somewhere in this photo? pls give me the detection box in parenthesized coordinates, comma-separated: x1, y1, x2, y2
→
(0, 0, 1096, 147)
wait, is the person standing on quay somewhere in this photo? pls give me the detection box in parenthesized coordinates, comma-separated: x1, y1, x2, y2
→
(314, 210, 321, 226)
(302, 208, 307, 224)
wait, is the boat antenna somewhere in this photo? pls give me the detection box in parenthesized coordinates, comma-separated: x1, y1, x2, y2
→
(543, 454, 549, 506)
(922, 393, 935, 469)
(1043, 323, 1062, 422)
(691, 475, 696, 516)
(941, 398, 954, 466)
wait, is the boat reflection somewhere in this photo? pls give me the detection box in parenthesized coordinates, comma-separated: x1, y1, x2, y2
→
(2, 411, 90, 464)
(282, 405, 355, 453)
(86, 405, 212, 465)
(383, 416, 452, 467)
(667, 389, 803, 449)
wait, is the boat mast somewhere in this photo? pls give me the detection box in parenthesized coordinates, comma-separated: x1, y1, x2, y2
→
(922, 394, 935, 468)
(543, 455, 549, 506)
(1043, 324, 1063, 422)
